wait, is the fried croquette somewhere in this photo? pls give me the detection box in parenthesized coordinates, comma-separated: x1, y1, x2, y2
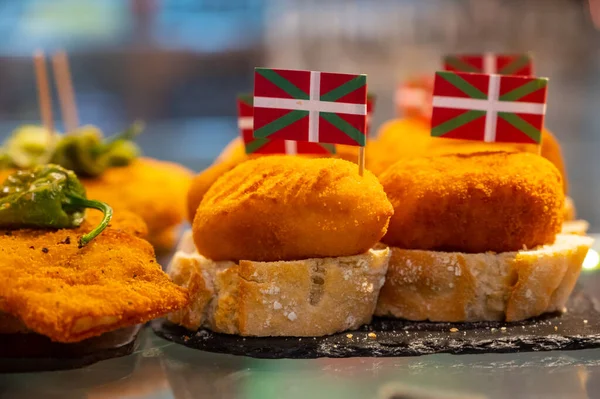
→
(372, 119, 569, 194)
(214, 137, 249, 165)
(193, 156, 393, 262)
(0, 217, 189, 343)
(187, 140, 365, 222)
(541, 129, 568, 193)
(82, 157, 193, 249)
(187, 158, 243, 223)
(379, 151, 564, 253)
(367, 118, 433, 176)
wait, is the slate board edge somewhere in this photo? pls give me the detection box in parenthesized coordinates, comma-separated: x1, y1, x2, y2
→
(152, 319, 600, 359)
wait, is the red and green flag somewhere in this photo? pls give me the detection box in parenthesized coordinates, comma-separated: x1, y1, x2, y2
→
(237, 94, 334, 155)
(395, 75, 434, 121)
(430, 71, 548, 144)
(444, 53, 534, 76)
(253, 68, 368, 147)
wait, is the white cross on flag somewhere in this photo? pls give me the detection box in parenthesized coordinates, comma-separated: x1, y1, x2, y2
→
(253, 68, 368, 147)
(431, 71, 548, 144)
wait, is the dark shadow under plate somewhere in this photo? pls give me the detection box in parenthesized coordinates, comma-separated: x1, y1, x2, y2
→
(152, 289, 600, 359)
(0, 325, 141, 373)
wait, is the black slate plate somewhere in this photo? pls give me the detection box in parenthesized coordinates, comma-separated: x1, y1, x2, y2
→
(152, 289, 600, 359)
(0, 325, 141, 373)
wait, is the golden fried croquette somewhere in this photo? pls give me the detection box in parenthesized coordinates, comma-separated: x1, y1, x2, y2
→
(193, 156, 393, 262)
(372, 118, 570, 194)
(83, 157, 193, 249)
(332, 144, 360, 163)
(367, 118, 433, 176)
(215, 137, 249, 165)
(0, 216, 188, 343)
(187, 140, 366, 222)
(187, 158, 243, 223)
(541, 129, 568, 193)
(379, 151, 564, 253)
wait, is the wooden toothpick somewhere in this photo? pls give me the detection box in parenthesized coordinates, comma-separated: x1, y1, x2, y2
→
(52, 50, 79, 133)
(33, 50, 54, 137)
(358, 146, 365, 176)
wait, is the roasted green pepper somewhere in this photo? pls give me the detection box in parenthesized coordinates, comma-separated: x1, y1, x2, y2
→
(0, 164, 113, 247)
(51, 122, 143, 177)
(0, 152, 11, 169)
(3, 125, 57, 168)
(0, 122, 143, 176)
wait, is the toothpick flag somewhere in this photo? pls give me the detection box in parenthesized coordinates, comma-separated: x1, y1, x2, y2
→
(431, 71, 548, 144)
(444, 53, 533, 76)
(395, 76, 434, 120)
(237, 94, 335, 155)
(33, 51, 54, 136)
(52, 50, 79, 133)
(253, 68, 368, 147)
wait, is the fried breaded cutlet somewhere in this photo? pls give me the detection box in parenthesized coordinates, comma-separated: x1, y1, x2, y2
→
(86, 208, 148, 239)
(193, 156, 393, 262)
(379, 151, 564, 253)
(0, 214, 189, 343)
(82, 157, 193, 249)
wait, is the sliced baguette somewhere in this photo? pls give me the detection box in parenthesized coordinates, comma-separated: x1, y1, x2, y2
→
(167, 234, 390, 336)
(562, 220, 589, 236)
(375, 234, 593, 322)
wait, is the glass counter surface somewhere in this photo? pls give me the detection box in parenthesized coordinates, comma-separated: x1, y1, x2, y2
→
(1, 237, 600, 399)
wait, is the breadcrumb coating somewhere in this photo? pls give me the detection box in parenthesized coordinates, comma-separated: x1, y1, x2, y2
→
(188, 139, 366, 223)
(187, 158, 242, 223)
(379, 151, 564, 253)
(82, 157, 193, 248)
(193, 156, 393, 262)
(372, 118, 569, 193)
(0, 212, 189, 343)
(214, 137, 249, 164)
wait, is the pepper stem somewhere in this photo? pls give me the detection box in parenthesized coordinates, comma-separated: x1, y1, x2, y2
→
(67, 195, 113, 247)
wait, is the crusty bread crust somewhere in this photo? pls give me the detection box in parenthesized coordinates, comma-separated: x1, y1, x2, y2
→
(167, 232, 390, 336)
(562, 220, 589, 236)
(375, 234, 593, 322)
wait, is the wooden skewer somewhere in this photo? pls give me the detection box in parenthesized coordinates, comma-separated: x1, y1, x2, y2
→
(33, 50, 54, 137)
(52, 50, 79, 133)
(358, 146, 365, 176)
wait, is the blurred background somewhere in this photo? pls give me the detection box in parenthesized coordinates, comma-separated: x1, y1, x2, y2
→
(0, 0, 598, 228)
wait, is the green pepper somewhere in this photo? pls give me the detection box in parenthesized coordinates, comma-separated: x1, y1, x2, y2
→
(0, 164, 113, 247)
(2, 125, 57, 169)
(51, 126, 107, 177)
(0, 152, 11, 169)
(51, 122, 143, 177)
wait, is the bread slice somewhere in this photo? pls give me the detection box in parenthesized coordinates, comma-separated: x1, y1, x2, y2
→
(562, 220, 589, 236)
(166, 231, 390, 336)
(375, 234, 593, 322)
